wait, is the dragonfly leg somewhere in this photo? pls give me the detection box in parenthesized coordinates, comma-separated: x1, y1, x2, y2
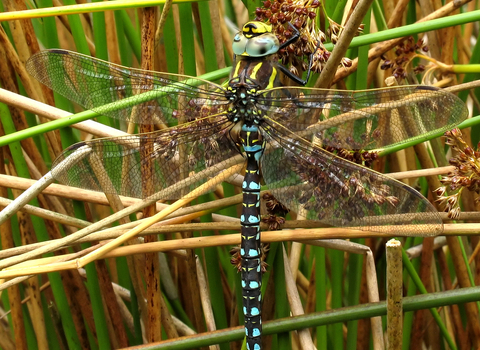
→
(277, 36, 321, 86)
(278, 22, 301, 50)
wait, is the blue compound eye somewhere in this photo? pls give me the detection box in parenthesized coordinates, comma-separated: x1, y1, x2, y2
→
(233, 32, 280, 57)
(233, 32, 249, 56)
(245, 33, 279, 57)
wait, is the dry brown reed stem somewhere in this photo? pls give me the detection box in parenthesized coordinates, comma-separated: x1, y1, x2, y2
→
(182, 247, 206, 340)
(7, 222, 478, 282)
(3, 213, 480, 262)
(154, 0, 172, 51)
(172, 6, 182, 74)
(105, 10, 121, 66)
(0, 174, 148, 208)
(296, 269, 309, 296)
(418, 0, 441, 60)
(288, 241, 302, 281)
(8, 0, 59, 156)
(411, 234, 435, 348)
(139, 7, 164, 342)
(169, 315, 196, 337)
(382, 0, 395, 25)
(0, 322, 15, 350)
(96, 259, 129, 347)
(386, 239, 402, 350)
(405, 236, 448, 259)
(0, 52, 51, 182)
(402, 82, 443, 347)
(387, 0, 410, 28)
(6, 197, 480, 254)
(0, 87, 127, 138)
(444, 75, 480, 93)
(440, 2, 457, 68)
(366, 248, 383, 350)
(448, 234, 480, 294)
(0, 192, 87, 227)
(332, 0, 471, 84)
(208, 0, 225, 69)
(455, 26, 470, 75)
(3, 150, 50, 346)
(0, 217, 230, 260)
(114, 292, 135, 335)
(21, 150, 75, 234)
(315, 0, 374, 88)
(0, 163, 457, 213)
(14, 0, 55, 95)
(282, 245, 316, 350)
(304, 264, 316, 316)
(463, 1, 476, 55)
(22, 244, 48, 348)
(220, 15, 234, 60)
(0, 161, 25, 350)
(195, 257, 221, 350)
(449, 235, 480, 346)
(158, 284, 178, 347)
(89, 150, 136, 322)
(49, 0, 96, 55)
(0, 22, 61, 159)
(0, 155, 244, 270)
(194, 37, 206, 74)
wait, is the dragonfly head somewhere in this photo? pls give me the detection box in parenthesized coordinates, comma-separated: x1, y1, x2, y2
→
(233, 21, 280, 58)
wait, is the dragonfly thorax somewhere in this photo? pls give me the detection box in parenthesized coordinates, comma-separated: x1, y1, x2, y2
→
(227, 80, 263, 126)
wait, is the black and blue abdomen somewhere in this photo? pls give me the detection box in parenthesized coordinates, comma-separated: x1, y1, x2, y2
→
(239, 123, 265, 350)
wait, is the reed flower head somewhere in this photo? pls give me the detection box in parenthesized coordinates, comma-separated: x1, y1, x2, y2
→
(436, 128, 480, 219)
(380, 37, 429, 82)
(254, 0, 362, 74)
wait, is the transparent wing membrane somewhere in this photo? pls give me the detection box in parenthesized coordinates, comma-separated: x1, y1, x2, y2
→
(260, 121, 442, 236)
(26, 49, 469, 235)
(52, 116, 243, 200)
(26, 49, 229, 126)
(257, 85, 466, 150)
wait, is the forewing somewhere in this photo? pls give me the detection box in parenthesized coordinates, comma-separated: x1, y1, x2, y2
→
(51, 115, 244, 200)
(257, 85, 467, 150)
(26, 49, 229, 126)
(259, 121, 442, 236)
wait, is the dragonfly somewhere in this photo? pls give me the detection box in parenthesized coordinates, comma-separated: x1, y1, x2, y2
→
(24, 21, 467, 350)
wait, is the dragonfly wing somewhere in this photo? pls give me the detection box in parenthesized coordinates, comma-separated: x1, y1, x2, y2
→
(26, 49, 229, 126)
(259, 121, 442, 236)
(51, 115, 243, 200)
(257, 85, 467, 150)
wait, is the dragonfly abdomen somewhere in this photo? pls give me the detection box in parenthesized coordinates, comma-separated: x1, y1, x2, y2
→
(240, 123, 265, 350)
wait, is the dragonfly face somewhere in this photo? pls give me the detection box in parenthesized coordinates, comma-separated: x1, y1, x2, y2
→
(233, 21, 280, 57)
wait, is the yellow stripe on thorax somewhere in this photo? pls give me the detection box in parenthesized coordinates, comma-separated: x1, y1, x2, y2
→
(266, 67, 277, 89)
(233, 61, 242, 78)
(250, 63, 263, 80)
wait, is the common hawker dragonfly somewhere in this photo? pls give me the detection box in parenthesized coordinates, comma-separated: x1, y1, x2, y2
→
(18, 21, 468, 350)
